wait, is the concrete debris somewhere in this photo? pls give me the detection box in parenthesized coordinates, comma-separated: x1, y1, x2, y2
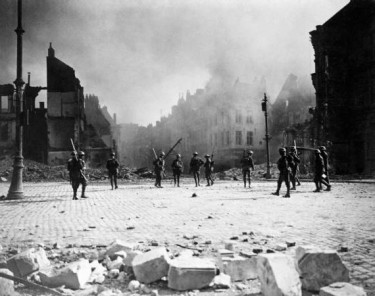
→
(107, 256, 124, 270)
(128, 279, 141, 291)
(319, 282, 367, 296)
(123, 250, 142, 267)
(168, 257, 217, 291)
(104, 239, 135, 259)
(132, 247, 170, 284)
(6, 247, 50, 278)
(220, 255, 257, 281)
(286, 241, 296, 247)
(224, 241, 235, 251)
(108, 269, 120, 279)
(257, 253, 302, 296)
(275, 243, 288, 251)
(38, 258, 91, 290)
(218, 249, 235, 258)
(150, 290, 159, 296)
(297, 247, 350, 292)
(0, 269, 15, 296)
(211, 273, 231, 289)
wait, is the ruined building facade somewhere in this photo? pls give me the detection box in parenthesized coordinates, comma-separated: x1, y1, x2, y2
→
(310, 0, 375, 175)
(119, 78, 267, 169)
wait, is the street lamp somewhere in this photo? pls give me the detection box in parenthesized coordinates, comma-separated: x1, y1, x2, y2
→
(7, 0, 25, 200)
(261, 93, 271, 179)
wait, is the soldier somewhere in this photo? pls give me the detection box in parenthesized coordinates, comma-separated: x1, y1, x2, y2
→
(240, 150, 255, 188)
(190, 152, 204, 187)
(319, 146, 331, 191)
(67, 151, 88, 200)
(313, 149, 330, 192)
(171, 154, 183, 187)
(106, 152, 120, 190)
(203, 154, 214, 186)
(272, 147, 291, 198)
(153, 152, 165, 188)
(288, 147, 301, 190)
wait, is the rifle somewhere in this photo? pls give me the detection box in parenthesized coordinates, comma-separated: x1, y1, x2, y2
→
(70, 138, 88, 182)
(152, 148, 158, 160)
(164, 138, 183, 160)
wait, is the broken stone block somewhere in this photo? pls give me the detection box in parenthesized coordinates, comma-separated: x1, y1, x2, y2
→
(128, 279, 141, 291)
(168, 257, 216, 291)
(276, 243, 287, 251)
(297, 249, 350, 292)
(0, 269, 15, 296)
(224, 241, 235, 251)
(319, 282, 367, 296)
(124, 250, 142, 267)
(218, 249, 235, 258)
(211, 273, 231, 289)
(107, 256, 124, 270)
(6, 247, 50, 278)
(108, 269, 120, 279)
(257, 253, 302, 296)
(104, 239, 135, 259)
(219, 255, 257, 281)
(38, 258, 91, 290)
(132, 248, 170, 284)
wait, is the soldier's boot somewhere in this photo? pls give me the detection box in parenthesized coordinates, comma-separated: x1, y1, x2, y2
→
(272, 191, 279, 196)
(283, 187, 291, 198)
(325, 184, 331, 191)
(73, 192, 78, 200)
(211, 179, 214, 186)
(114, 178, 118, 189)
(297, 178, 301, 186)
(81, 186, 88, 198)
(313, 182, 321, 192)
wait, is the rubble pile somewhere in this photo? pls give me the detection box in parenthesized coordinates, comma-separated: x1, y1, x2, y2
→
(0, 238, 366, 296)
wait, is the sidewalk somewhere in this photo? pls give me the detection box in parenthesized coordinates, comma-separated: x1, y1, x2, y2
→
(0, 180, 374, 294)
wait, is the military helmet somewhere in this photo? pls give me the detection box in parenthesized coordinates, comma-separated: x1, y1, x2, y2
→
(248, 150, 253, 155)
(176, 154, 181, 158)
(71, 151, 76, 156)
(205, 154, 210, 158)
(279, 147, 286, 154)
(78, 151, 85, 156)
(315, 149, 321, 154)
(111, 152, 115, 156)
(291, 147, 296, 151)
(159, 151, 165, 157)
(193, 152, 198, 156)
(319, 146, 326, 151)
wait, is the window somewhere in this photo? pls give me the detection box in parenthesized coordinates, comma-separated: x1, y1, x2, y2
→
(235, 131, 242, 145)
(1, 96, 9, 113)
(246, 112, 253, 124)
(226, 131, 230, 146)
(247, 131, 253, 145)
(235, 110, 242, 123)
(1, 124, 8, 141)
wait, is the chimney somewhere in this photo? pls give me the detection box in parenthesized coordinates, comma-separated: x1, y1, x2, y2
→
(48, 42, 55, 57)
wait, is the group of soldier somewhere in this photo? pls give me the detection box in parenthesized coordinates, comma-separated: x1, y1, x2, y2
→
(66, 145, 331, 200)
(272, 145, 331, 198)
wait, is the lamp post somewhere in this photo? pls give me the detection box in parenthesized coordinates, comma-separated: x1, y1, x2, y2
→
(7, 0, 25, 200)
(261, 93, 271, 179)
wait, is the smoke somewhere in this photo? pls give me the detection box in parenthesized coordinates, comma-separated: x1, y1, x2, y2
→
(0, 0, 349, 125)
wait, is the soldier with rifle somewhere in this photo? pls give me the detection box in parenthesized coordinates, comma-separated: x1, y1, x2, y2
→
(67, 143, 89, 200)
(153, 151, 165, 188)
(319, 146, 331, 191)
(288, 146, 301, 190)
(203, 154, 214, 186)
(272, 147, 291, 198)
(171, 154, 183, 187)
(190, 152, 204, 187)
(313, 149, 330, 192)
(106, 152, 120, 190)
(240, 150, 255, 188)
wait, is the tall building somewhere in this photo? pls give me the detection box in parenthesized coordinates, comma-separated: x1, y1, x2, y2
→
(310, 0, 375, 174)
(0, 84, 15, 154)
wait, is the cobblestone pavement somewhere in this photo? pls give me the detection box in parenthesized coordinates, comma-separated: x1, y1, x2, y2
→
(0, 179, 374, 294)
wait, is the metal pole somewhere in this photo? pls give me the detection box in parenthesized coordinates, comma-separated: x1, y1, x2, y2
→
(263, 93, 271, 179)
(7, 0, 25, 200)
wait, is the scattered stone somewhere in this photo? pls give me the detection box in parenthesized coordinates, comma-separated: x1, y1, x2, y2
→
(108, 269, 120, 279)
(38, 258, 91, 290)
(242, 232, 248, 235)
(191, 193, 197, 197)
(52, 243, 61, 249)
(266, 249, 275, 253)
(128, 279, 141, 291)
(235, 283, 247, 290)
(88, 226, 96, 229)
(319, 282, 367, 296)
(178, 250, 194, 258)
(220, 255, 257, 281)
(239, 251, 256, 258)
(205, 240, 212, 245)
(151, 290, 159, 296)
(104, 239, 135, 258)
(275, 243, 287, 251)
(0, 268, 15, 296)
(230, 236, 239, 240)
(127, 226, 135, 230)
(338, 246, 348, 253)
(224, 241, 235, 251)
(297, 247, 350, 292)
(150, 240, 159, 246)
(218, 249, 235, 258)
(168, 257, 217, 291)
(211, 273, 231, 289)
(132, 247, 170, 284)
(0, 177, 7, 182)
(124, 250, 142, 267)
(286, 241, 296, 247)
(117, 271, 126, 281)
(252, 248, 263, 254)
(107, 256, 124, 270)
(257, 253, 302, 296)
(6, 247, 50, 278)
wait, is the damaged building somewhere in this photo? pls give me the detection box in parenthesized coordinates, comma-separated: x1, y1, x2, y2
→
(0, 84, 16, 155)
(310, 0, 375, 175)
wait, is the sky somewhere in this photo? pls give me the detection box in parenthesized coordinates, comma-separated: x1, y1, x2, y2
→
(0, 0, 349, 125)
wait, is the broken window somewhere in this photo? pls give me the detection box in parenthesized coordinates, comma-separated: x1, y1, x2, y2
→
(247, 131, 253, 145)
(235, 131, 242, 145)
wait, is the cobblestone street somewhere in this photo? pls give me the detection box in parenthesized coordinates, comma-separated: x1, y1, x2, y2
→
(0, 179, 374, 294)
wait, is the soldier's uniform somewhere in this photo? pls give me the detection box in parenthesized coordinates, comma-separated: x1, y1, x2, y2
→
(190, 152, 204, 187)
(203, 154, 214, 186)
(314, 149, 330, 192)
(240, 150, 255, 188)
(288, 147, 301, 190)
(106, 152, 120, 190)
(319, 146, 331, 191)
(171, 154, 183, 187)
(153, 152, 165, 188)
(272, 148, 291, 198)
(67, 151, 88, 200)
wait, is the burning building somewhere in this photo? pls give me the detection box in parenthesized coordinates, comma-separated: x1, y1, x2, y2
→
(310, 0, 375, 175)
